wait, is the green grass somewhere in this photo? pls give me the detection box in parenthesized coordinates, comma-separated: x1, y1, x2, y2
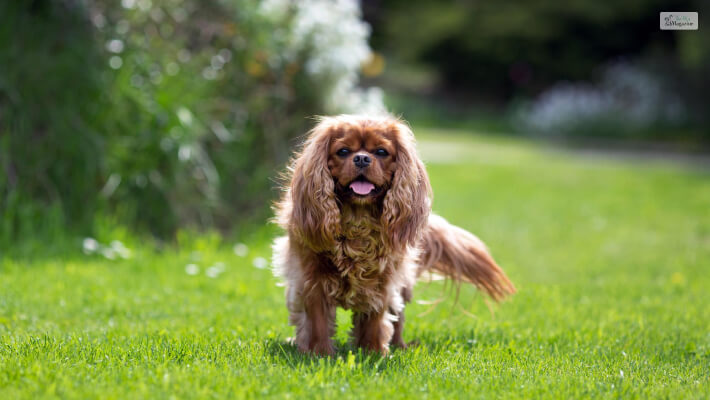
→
(2, 128, 709, 399)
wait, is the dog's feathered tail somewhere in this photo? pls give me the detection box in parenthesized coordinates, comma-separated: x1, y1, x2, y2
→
(418, 215, 516, 302)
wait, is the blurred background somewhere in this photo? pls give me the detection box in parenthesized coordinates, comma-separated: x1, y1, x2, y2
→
(1, 0, 708, 248)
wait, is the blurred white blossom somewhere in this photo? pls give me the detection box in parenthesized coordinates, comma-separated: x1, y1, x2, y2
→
(101, 248, 117, 260)
(116, 20, 130, 35)
(105, 39, 124, 54)
(185, 264, 199, 275)
(110, 240, 132, 259)
(176, 107, 194, 127)
(165, 62, 180, 76)
(91, 12, 106, 29)
(137, 0, 152, 12)
(82, 237, 132, 259)
(259, 0, 384, 114)
(252, 257, 268, 269)
(121, 0, 136, 10)
(233, 243, 248, 257)
(109, 56, 123, 69)
(206, 262, 226, 278)
(83, 237, 99, 254)
(516, 62, 686, 136)
(177, 49, 191, 63)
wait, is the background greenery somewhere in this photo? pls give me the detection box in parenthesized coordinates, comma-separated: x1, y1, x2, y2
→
(1, 0, 379, 244)
(363, 0, 710, 141)
(2, 0, 708, 244)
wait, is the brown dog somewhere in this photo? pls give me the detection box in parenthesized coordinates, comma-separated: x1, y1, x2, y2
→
(273, 115, 515, 355)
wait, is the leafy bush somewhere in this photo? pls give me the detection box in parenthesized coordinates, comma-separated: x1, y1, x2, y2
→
(0, 0, 382, 243)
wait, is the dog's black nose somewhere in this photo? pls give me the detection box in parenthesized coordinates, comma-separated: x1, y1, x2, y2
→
(353, 154, 371, 168)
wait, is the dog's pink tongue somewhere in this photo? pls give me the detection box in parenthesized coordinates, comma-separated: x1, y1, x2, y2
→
(350, 181, 375, 195)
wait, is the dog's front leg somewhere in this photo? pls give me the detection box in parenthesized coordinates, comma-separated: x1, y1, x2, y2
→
(390, 307, 406, 349)
(352, 311, 394, 355)
(390, 287, 412, 349)
(297, 283, 336, 356)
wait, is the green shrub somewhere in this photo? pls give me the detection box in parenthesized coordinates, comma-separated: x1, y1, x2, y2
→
(0, 0, 382, 244)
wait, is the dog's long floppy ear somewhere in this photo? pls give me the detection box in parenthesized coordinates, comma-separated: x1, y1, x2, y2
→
(287, 120, 341, 252)
(382, 122, 432, 249)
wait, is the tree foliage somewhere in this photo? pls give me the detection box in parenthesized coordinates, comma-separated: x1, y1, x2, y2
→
(0, 0, 381, 241)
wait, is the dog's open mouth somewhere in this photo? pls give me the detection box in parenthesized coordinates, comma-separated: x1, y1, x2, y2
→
(349, 176, 377, 196)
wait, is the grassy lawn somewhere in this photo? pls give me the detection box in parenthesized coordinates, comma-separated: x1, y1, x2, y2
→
(2, 128, 709, 398)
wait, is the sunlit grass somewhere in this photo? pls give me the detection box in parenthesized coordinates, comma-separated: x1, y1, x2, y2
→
(2, 129, 709, 398)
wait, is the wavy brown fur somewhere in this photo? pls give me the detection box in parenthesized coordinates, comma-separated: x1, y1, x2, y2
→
(419, 215, 516, 302)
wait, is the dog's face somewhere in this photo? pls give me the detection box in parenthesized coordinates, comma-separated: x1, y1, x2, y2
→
(327, 125, 398, 205)
(282, 115, 432, 251)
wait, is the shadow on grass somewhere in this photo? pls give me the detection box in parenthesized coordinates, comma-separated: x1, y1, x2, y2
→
(263, 328, 512, 371)
(264, 337, 393, 372)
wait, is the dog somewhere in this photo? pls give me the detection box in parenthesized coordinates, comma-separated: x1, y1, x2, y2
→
(272, 115, 515, 356)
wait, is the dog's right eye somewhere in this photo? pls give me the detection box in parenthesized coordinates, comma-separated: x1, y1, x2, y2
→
(336, 148, 350, 157)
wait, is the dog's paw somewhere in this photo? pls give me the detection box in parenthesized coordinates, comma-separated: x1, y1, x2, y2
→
(298, 340, 335, 357)
(312, 343, 336, 357)
(391, 339, 420, 350)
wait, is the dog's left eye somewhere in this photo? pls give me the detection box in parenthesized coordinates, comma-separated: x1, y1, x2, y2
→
(374, 148, 389, 157)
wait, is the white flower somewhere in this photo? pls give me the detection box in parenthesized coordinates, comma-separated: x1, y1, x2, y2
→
(116, 20, 130, 35)
(258, 0, 384, 114)
(516, 62, 686, 135)
(206, 262, 225, 278)
(109, 56, 123, 70)
(252, 257, 268, 269)
(176, 107, 194, 127)
(178, 145, 192, 161)
(101, 248, 117, 260)
(166, 62, 180, 76)
(137, 0, 152, 12)
(106, 39, 124, 54)
(185, 264, 199, 275)
(110, 240, 132, 259)
(83, 238, 99, 254)
(233, 243, 248, 257)
(258, 0, 291, 21)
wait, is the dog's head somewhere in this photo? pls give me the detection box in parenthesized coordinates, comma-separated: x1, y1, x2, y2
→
(281, 115, 431, 252)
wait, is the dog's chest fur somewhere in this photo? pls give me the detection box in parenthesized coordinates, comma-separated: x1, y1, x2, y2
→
(323, 205, 395, 312)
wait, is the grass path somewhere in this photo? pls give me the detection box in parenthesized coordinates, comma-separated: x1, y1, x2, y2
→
(2, 128, 709, 398)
